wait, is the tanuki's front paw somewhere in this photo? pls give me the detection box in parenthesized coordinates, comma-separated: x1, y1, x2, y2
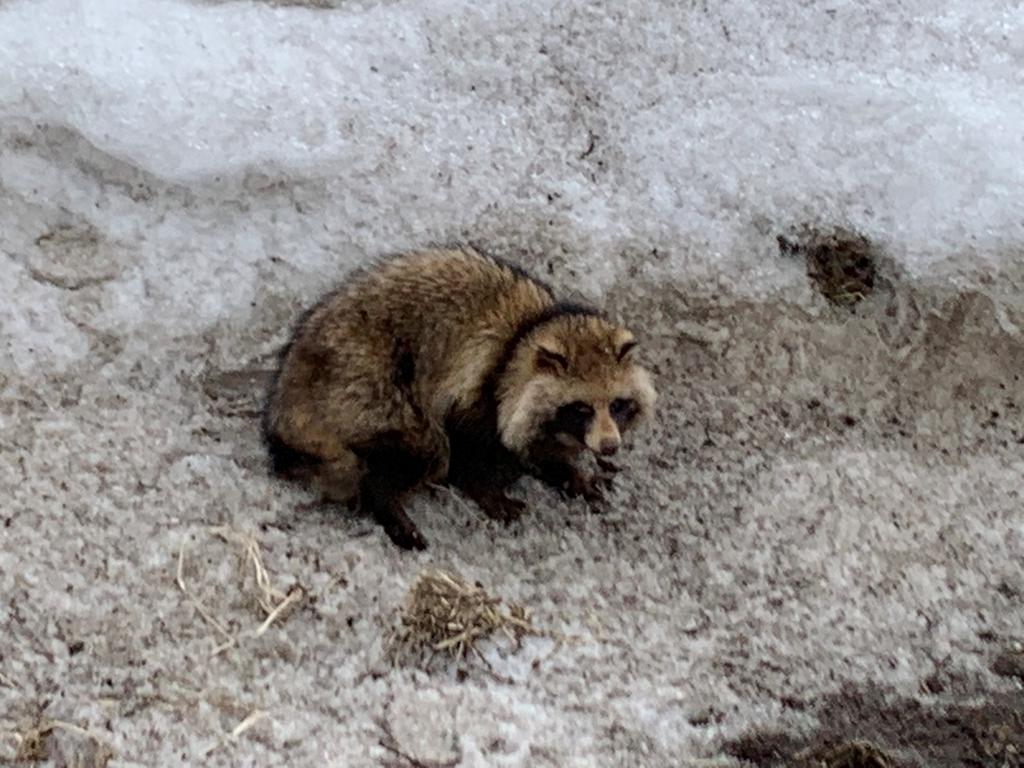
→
(370, 500, 428, 550)
(566, 466, 615, 506)
(384, 519, 428, 551)
(470, 488, 525, 524)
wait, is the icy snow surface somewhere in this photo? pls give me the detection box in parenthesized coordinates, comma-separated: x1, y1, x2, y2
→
(1, 0, 1023, 765)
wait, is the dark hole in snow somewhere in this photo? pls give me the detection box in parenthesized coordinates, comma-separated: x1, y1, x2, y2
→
(778, 226, 880, 307)
(992, 650, 1024, 681)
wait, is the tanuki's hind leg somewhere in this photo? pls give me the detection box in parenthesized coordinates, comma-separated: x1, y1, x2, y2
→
(267, 329, 448, 547)
(350, 428, 448, 550)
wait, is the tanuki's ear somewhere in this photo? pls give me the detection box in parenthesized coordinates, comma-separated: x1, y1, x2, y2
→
(535, 343, 568, 373)
(616, 339, 638, 361)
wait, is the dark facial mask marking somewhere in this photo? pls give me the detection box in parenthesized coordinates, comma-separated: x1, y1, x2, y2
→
(610, 398, 639, 428)
(544, 400, 594, 443)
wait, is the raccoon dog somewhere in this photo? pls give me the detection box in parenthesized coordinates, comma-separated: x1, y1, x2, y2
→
(263, 246, 656, 549)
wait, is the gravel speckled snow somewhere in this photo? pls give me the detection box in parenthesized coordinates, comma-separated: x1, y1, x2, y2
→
(1, 1, 1022, 765)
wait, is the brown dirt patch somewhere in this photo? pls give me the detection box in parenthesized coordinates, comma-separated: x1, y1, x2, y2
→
(723, 683, 1024, 767)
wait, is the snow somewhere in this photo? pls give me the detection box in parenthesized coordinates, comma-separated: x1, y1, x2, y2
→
(1, 0, 1023, 765)
(2, 1, 1023, 314)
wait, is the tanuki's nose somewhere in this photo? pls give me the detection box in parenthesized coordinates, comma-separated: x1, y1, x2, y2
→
(599, 439, 619, 456)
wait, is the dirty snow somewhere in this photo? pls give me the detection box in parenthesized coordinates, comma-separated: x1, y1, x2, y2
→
(1, 0, 1022, 765)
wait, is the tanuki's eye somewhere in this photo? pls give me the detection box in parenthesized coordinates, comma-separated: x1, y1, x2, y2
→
(610, 398, 637, 420)
(566, 401, 595, 418)
(546, 400, 596, 442)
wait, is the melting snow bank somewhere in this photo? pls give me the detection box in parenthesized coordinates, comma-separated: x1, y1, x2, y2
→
(1, 0, 1022, 766)
(2, 0, 1024, 324)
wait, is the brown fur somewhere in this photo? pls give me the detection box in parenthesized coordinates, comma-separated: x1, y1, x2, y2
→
(263, 245, 656, 549)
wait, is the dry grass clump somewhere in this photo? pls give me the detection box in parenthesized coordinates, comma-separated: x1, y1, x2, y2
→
(388, 569, 537, 667)
(7, 719, 112, 766)
(203, 709, 270, 758)
(211, 526, 305, 636)
(13, 723, 48, 762)
(175, 526, 304, 656)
